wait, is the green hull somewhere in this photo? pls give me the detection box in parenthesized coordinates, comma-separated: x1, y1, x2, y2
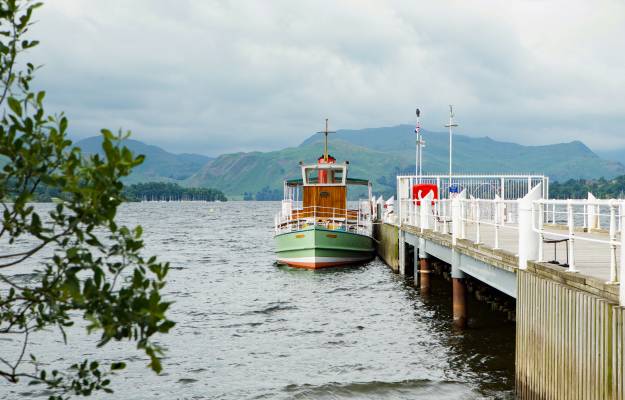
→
(274, 226, 374, 269)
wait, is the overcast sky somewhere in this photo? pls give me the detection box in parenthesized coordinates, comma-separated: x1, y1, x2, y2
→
(29, 0, 625, 156)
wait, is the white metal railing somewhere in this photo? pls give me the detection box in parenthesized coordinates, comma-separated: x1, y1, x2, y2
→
(462, 198, 519, 251)
(397, 174, 549, 200)
(274, 204, 373, 237)
(397, 174, 548, 226)
(399, 196, 521, 251)
(532, 199, 623, 281)
(394, 186, 625, 301)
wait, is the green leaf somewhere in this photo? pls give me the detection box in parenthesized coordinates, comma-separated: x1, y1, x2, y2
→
(110, 362, 126, 371)
(36, 90, 45, 105)
(101, 129, 114, 140)
(7, 97, 22, 116)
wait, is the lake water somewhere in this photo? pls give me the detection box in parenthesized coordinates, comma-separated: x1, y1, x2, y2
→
(1, 202, 515, 399)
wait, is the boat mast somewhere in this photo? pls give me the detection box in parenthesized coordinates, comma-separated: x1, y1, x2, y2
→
(318, 118, 336, 162)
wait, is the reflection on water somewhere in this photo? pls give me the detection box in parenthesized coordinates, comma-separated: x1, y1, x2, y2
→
(0, 201, 514, 399)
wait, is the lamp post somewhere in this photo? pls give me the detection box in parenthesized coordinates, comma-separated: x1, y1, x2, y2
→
(415, 108, 425, 182)
(445, 105, 458, 193)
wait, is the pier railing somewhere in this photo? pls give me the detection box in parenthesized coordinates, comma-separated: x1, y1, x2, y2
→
(274, 203, 372, 237)
(397, 174, 548, 226)
(397, 174, 549, 199)
(532, 199, 623, 281)
(397, 188, 625, 303)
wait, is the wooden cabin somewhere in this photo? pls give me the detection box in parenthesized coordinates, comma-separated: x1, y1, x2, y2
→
(285, 160, 368, 223)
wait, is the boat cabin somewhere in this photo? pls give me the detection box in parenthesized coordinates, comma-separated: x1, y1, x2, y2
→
(279, 155, 371, 229)
(301, 156, 347, 212)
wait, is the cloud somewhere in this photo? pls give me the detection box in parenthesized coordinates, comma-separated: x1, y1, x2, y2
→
(27, 0, 625, 155)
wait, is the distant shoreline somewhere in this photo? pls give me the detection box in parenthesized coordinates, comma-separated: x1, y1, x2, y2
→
(23, 182, 228, 203)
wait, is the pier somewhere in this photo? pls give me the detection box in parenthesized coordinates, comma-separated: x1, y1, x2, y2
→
(375, 174, 625, 399)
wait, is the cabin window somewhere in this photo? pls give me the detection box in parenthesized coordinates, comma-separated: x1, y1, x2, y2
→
(332, 170, 343, 184)
(305, 168, 319, 184)
(302, 166, 346, 185)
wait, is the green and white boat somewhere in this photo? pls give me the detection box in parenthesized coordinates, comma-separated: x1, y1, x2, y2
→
(274, 120, 374, 269)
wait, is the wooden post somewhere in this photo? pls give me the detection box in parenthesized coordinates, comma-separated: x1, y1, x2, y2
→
(419, 255, 430, 295)
(452, 250, 466, 328)
(413, 245, 420, 286)
(452, 278, 467, 328)
(399, 230, 406, 275)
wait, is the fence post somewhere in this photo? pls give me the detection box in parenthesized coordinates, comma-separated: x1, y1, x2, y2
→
(442, 200, 449, 235)
(537, 202, 544, 262)
(452, 196, 461, 246)
(620, 202, 625, 305)
(397, 176, 402, 225)
(420, 191, 432, 233)
(567, 199, 576, 272)
(518, 183, 542, 270)
(609, 200, 617, 283)
(494, 195, 500, 249)
(588, 192, 598, 230)
(476, 199, 481, 244)
(460, 198, 466, 240)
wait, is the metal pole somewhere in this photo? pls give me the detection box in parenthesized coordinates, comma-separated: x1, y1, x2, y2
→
(415, 108, 424, 182)
(476, 200, 481, 244)
(445, 105, 458, 193)
(538, 202, 544, 262)
(415, 108, 420, 178)
(620, 202, 625, 304)
(324, 118, 328, 162)
(609, 201, 617, 282)
(567, 200, 577, 272)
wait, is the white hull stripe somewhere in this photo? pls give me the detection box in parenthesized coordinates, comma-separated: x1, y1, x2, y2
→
(278, 256, 370, 263)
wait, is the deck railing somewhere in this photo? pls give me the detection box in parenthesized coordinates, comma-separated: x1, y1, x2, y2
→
(532, 199, 623, 280)
(396, 187, 625, 303)
(274, 203, 372, 237)
(396, 174, 548, 225)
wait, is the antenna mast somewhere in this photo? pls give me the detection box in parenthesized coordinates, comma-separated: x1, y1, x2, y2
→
(444, 105, 459, 189)
(318, 118, 336, 162)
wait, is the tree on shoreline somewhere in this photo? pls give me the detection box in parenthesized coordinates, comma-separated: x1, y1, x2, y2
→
(123, 182, 227, 202)
(0, 1, 173, 398)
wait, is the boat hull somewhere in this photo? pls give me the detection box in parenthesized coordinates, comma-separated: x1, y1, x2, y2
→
(274, 226, 374, 269)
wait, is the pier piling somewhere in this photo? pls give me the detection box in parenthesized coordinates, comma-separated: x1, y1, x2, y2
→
(452, 278, 467, 328)
(419, 256, 431, 295)
(452, 250, 467, 328)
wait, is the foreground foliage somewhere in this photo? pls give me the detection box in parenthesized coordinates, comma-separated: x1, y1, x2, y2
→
(0, 1, 173, 398)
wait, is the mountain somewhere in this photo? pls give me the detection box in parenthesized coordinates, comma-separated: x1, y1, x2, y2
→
(75, 136, 212, 183)
(185, 140, 400, 197)
(188, 125, 625, 197)
(595, 148, 625, 166)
